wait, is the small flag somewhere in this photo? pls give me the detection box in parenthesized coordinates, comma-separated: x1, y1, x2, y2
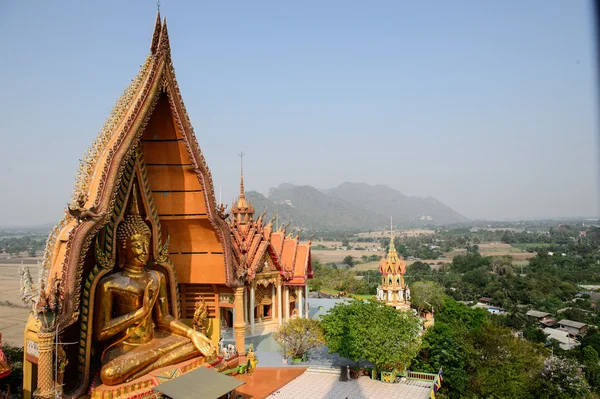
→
(430, 391, 436, 399)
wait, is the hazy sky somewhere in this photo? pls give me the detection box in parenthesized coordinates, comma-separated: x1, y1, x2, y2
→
(0, 1, 598, 225)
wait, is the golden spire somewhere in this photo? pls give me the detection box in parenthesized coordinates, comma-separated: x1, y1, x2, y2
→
(386, 216, 399, 263)
(231, 152, 254, 223)
(117, 184, 151, 245)
(129, 184, 141, 216)
(388, 216, 398, 257)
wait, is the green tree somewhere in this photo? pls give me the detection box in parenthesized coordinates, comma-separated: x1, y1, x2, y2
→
(468, 321, 546, 399)
(408, 261, 431, 274)
(451, 253, 490, 273)
(535, 356, 592, 398)
(342, 255, 354, 267)
(583, 346, 600, 391)
(523, 327, 548, 344)
(274, 318, 325, 361)
(321, 300, 421, 371)
(410, 281, 445, 313)
(310, 277, 323, 297)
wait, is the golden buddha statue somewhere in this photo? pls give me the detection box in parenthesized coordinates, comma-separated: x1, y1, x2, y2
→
(94, 193, 215, 386)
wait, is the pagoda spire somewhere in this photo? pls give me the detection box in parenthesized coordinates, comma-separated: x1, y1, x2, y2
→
(239, 151, 246, 200)
(150, 10, 162, 54)
(231, 151, 254, 223)
(388, 216, 397, 256)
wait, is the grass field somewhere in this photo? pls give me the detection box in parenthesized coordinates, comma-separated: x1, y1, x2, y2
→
(356, 229, 436, 238)
(512, 243, 555, 251)
(314, 242, 536, 271)
(312, 249, 385, 264)
(319, 287, 375, 300)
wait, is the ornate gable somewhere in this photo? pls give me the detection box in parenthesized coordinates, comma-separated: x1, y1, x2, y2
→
(38, 13, 237, 336)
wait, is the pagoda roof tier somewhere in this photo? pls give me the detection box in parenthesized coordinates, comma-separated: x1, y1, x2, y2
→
(379, 239, 407, 275)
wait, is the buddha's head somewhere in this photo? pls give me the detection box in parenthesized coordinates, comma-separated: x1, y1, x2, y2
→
(117, 187, 151, 268)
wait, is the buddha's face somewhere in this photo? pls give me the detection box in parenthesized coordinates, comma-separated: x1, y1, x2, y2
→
(123, 233, 150, 267)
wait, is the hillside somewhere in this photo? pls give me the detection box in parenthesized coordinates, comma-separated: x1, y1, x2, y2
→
(245, 183, 467, 231)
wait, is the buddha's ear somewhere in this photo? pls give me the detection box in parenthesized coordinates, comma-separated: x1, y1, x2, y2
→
(115, 242, 126, 269)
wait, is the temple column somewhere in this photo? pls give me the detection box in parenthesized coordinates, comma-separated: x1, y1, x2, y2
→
(305, 284, 309, 318)
(297, 287, 303, 318)
(284, 286, 290, 321)
(243, 288, 248, 324)
(35, 331, 55, 399)
(233, 287, 246, 356)
(277, 281, 283, 326)
(250, 284, 255, 335)
(271, 284, 276, 320)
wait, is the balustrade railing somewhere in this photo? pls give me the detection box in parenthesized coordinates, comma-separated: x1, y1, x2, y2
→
(406, 371, 437, 381)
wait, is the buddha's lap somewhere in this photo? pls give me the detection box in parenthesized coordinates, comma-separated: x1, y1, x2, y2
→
(102, 330, 198, 365)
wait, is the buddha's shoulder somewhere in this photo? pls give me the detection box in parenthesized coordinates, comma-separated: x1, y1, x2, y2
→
(97, 272, 124, 285)
(147, 269, 166, 283)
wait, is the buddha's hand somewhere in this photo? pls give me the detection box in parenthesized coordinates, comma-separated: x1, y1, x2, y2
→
(135, 281, 154, 319)
(190, 331, 216, 357)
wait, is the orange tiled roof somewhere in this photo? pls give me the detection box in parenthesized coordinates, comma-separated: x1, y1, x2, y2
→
(270, 231, 285, 257)
(291, 244, 311, 283)
(280, 237, 298, 274)
(228, 207, 312, 284)
(228, 168, 312, 284)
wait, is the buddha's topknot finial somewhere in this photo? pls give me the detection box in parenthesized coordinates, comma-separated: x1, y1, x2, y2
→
(117, 184, 151, 247)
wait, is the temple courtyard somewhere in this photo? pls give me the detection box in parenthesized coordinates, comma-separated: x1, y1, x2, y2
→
(270, 370, 432, 399)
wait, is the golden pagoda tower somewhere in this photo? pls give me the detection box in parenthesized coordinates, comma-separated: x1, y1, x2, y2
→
(377, 218, 411, 311)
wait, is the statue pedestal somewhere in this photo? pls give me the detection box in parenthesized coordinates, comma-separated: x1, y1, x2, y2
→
(90, 356, 226, 399)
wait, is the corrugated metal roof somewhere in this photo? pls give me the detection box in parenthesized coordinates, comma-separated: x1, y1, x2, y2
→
(526, 310, 551, 318)
(153, 367, 245, 399)
(558, 319, 587, 329)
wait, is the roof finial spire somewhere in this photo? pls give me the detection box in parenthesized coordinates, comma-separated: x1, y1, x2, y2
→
(238, 151, 245, 199)
(389, 216, 396, 252)
(157, 0, 161, 12)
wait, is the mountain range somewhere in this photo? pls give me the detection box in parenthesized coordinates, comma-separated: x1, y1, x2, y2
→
(245, 182, 468, 231)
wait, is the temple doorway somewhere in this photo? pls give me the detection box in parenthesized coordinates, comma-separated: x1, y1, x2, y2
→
(220, 308, 233, 330)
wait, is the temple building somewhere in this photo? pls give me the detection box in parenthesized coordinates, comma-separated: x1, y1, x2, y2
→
(20, 12, 311, 399)
(226, 159, 313, 337)
(377, 222, 411, 311)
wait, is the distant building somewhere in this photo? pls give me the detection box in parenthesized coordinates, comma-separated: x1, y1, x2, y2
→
(471, 303, 506, 315)
(557, 319, 588, 337)
(526, 310, 556, 328)
(544, 328, 580, 350)
(478, 297, 494, 306)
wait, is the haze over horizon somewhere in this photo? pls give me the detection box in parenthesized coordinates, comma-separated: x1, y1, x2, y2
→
(0, 1, 598, 225)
